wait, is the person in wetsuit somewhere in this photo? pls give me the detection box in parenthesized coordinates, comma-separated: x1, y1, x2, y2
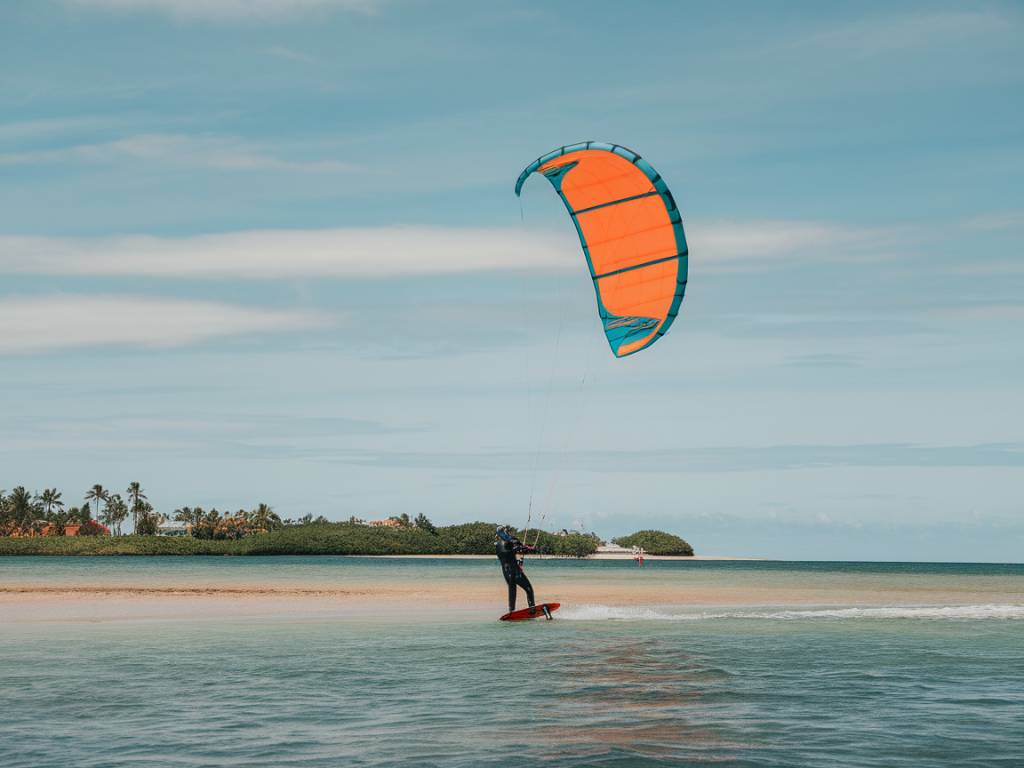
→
(496, 526, 535, 613)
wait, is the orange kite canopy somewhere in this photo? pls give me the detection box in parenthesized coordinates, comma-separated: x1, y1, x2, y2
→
(515, 142, 688, 358)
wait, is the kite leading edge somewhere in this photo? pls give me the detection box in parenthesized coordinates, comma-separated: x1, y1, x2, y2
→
(515, 142, 688, 358)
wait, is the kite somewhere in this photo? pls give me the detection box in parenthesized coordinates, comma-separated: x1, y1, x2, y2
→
(516, 142, 688, 357)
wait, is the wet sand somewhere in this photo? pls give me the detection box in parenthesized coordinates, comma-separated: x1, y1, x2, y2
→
(360, 554, 756, 561)
(5, 573, 1022, 625)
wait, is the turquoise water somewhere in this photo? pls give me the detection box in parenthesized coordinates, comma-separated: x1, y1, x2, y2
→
(4, 555, 1024, 592)
(2, 558, 1023, 767)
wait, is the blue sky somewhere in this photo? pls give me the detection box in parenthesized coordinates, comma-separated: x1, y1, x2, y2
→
(2, 0, 1022, 560)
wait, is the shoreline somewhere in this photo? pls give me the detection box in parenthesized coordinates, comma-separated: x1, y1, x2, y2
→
(0, 551, 756, 561)
(353, 553, 758, 561)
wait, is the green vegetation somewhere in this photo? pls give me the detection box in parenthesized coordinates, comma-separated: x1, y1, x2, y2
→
(2, 483, 687, 557)
(533, 530, 602, 558)
(612, 530, 694, 556)
(0, 534, 238, 556)
(0, 521, 603, 557)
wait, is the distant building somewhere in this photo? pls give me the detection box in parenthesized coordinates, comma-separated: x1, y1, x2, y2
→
(368, 518, 403, 528)
(60, 522, 110, 537)
(8, 522, 109, 537)
(157, 521, 190, 537)
(9, 523, 43, 538)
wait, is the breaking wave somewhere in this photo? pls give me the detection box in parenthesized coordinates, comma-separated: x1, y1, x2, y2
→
(558, 604, 1024, 622)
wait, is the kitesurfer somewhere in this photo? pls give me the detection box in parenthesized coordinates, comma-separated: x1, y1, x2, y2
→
(495, 525, 536, 613)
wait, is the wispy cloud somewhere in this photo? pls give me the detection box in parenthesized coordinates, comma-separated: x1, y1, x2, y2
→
(0, 228, 573, 279)
(692, 219, 885, 267)
(303, 442, 1024, 473)
(0, 133, 360, 173)
(942, 305, 1024, 322)
(0, 218, 911, 280)
(0, 296, 330, 354)
(951, 262, 1024, 276)
(12, 412, 418, 445)
(784, 353, 862, 369)
(266, 46, 315, 64)
(0, 116, 120, 142)
(63, 0, 383, 22)
(962, 210, 1024, 232)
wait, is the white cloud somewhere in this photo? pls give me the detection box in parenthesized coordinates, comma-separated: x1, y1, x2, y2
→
(693, 220, 858, 262)
(0, 228, 575, 279)
(63, 0, 382, 21)
(942, 305, 1024, 322)
(0, 296, 330, 353)
(0, 220, 906, 281)
(0, 133, 359, 174)
(0, 116, 118, 142)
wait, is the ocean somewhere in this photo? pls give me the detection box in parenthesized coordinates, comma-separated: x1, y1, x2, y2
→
(2, 557, 1022, 767)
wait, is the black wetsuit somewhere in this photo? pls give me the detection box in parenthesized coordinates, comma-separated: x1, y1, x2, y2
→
(496, 531, 535, 613)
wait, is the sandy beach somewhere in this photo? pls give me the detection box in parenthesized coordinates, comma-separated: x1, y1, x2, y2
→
(4, 556, 1022, 625)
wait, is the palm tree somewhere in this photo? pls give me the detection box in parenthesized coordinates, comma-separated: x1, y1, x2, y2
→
(8, 487, 39, 531)
(127, 482, 147, 534)
(47, 508, 70, 536)
(102, 494, 130, 535)
(134, 502, 163, 536)
(250, 503, 282, 533)
(37, 488, 64, 517)
(84, 484, 110, 521)
(65, 506, 90, 525)
(0, 490, 18, 536)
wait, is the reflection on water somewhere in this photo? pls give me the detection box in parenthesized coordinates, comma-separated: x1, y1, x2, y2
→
(533, 638, 747, 763)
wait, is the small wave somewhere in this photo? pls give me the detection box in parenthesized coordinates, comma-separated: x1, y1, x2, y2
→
(558, 604, 1024, 622)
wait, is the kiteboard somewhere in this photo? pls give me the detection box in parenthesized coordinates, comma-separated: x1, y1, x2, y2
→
(500, 603, 560, 621)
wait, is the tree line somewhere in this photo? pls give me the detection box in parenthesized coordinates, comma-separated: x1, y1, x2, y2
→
(0, 483, 154, 536)
(612, 530, 694, 556)
(2, 485, 692, 558)
(0, 483, 287, 539)
(0, 519, 605, 557)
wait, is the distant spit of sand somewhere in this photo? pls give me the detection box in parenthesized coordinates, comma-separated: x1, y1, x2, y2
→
(358, 553, 759, 561)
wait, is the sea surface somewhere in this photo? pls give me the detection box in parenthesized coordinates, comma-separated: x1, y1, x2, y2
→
(2, 558, 1023, 767)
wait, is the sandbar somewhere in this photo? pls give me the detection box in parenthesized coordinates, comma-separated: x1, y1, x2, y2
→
(4, 568, 1022, 625)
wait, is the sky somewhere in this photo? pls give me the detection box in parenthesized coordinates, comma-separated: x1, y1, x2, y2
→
(1, 0, 1022, 560)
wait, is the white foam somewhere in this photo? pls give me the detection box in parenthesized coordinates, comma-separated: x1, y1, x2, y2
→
(558, 604, 1024, 622)
(559, 605, 703, 622)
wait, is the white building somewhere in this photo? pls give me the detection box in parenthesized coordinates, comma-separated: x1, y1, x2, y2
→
(157, 521, 190, 537)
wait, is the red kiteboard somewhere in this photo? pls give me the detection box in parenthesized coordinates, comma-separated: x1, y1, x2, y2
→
(500, 603, 560, 621)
